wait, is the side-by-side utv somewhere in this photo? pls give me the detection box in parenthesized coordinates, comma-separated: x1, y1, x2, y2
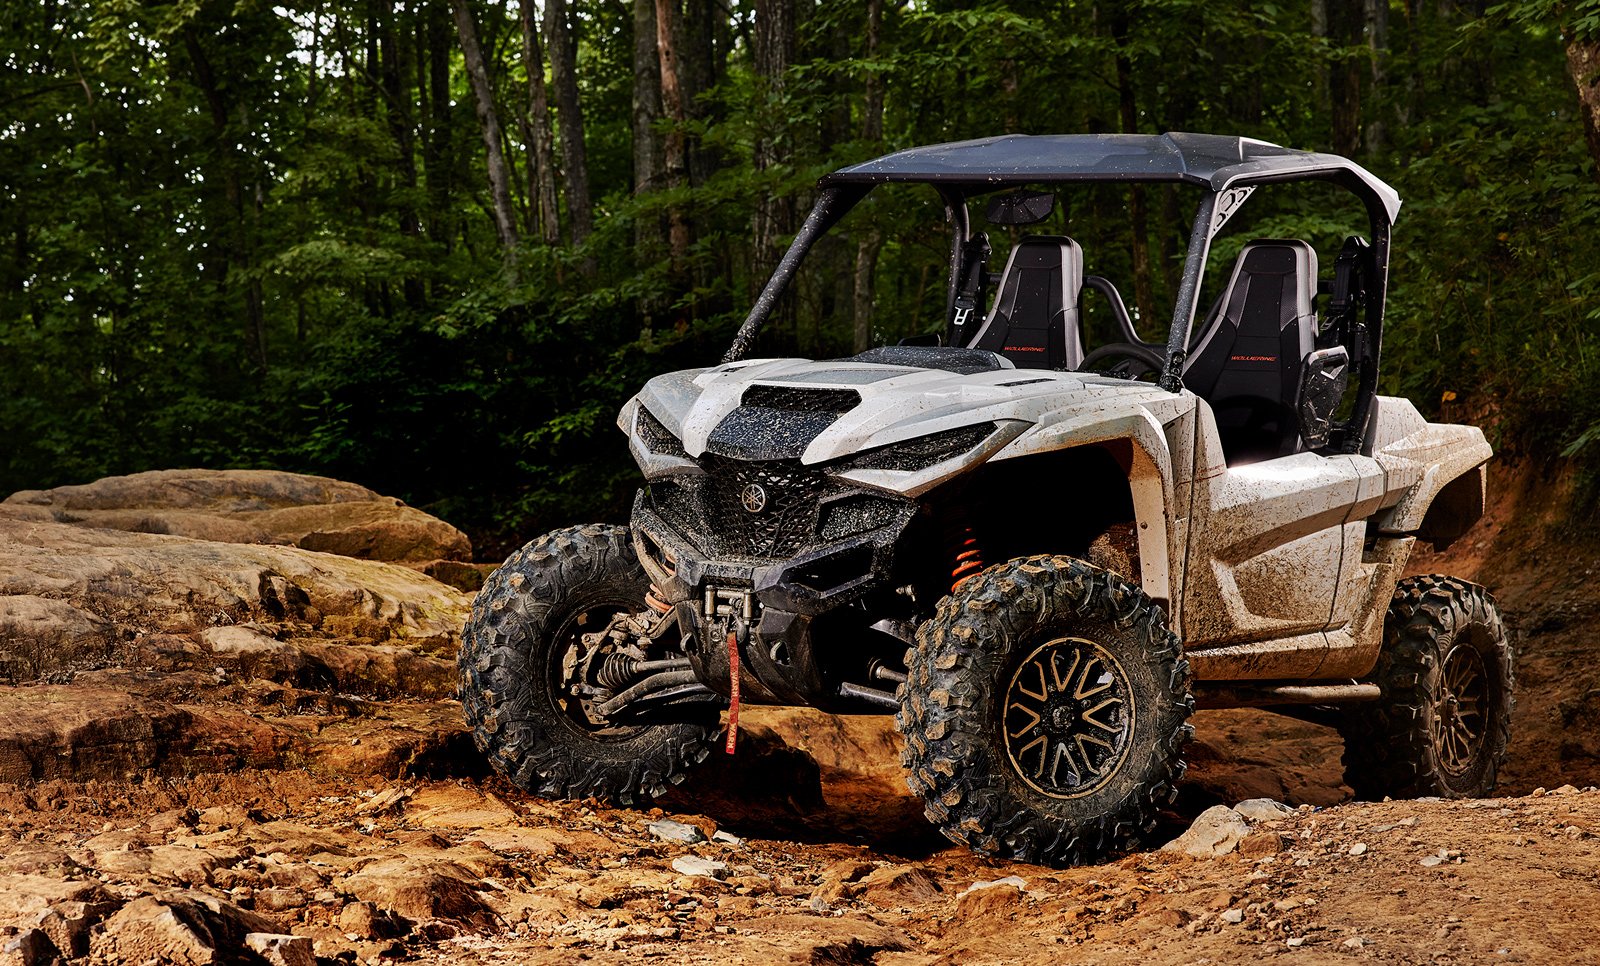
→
(459, 133, 1511, 866)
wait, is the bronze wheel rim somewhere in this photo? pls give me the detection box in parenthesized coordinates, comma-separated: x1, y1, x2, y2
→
(1434, 643, 1488, 776)
(1002, 636, 1135, 799)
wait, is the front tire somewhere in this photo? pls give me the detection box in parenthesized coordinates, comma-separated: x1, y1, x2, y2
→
(1339, 575, 1513, 799)
(458, 524, 719, 806)
(897, 555, 1193, 866)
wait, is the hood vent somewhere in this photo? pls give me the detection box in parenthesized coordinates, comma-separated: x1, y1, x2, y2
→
(740, 385, 860, 413)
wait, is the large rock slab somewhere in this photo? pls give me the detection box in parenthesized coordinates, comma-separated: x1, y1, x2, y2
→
(0, 512, 469, 661)
(4, 468, 470, 563)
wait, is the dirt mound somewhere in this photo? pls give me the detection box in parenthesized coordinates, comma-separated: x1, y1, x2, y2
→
(4, 468, 471, 564)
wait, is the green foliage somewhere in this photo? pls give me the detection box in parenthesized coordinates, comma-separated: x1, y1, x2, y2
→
(3, 0, 1600, 556)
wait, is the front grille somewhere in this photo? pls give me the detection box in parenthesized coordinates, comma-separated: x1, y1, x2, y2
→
(701, 456, 831, 558)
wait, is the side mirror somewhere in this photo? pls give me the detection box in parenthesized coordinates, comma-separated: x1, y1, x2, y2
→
(1298, 346, 1349, 450)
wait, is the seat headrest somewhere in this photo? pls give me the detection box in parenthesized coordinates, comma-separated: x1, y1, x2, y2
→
(966, 235, 1085, 370)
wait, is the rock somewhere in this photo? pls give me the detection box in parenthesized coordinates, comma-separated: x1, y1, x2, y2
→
(961, 876, 1027, 896)
(0, 508, 468, 649)
(711, 830, 743, 847)
(89, 891, 277, 966)
(252, 889, 307, 914)
(342, 857, 494, 928)
(670, 856, 728, 879)
(648, 819, 707, 845)
(405, 786, 520, 830)
(665, 814, 719, 840)
(4, 469, 470, 563)
(0, 595, 111, 669)
(1163, 805, 1253, 857)
(31, 900, 110, 958)
(244, 933, 314, 966)
(1221, 908, 1245, 924)
(338, 901, 402, 940)
(1234, 798, 1296, 823)
(0, 929, 59, 966)
(0, 875, 113, 927)
(1420, 855, 1445, 867)
(0, 687, 299, 784)
(357, 786, 414, 815)
(1286, 936, 1305, 947)
(855, 865, 941, 909)
(952, 883, 1024, 927)
(1349, 842, 1368, 856)
(811, 860, 876, 903)
(262, 863, 325, 894)
(1239, 831, 1284, 857)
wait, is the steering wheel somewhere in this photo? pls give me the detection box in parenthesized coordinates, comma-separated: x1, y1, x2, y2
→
(1078, 342, 1166, 380)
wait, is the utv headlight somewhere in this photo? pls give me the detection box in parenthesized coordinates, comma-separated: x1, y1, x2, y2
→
(635, 406, 688, 458)
(847, 423, 997, 473)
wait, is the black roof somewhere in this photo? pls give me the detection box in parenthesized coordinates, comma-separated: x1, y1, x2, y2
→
(821, 132, 1401, 222)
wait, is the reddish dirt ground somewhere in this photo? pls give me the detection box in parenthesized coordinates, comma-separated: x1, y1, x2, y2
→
(5, 461, 1600, 964)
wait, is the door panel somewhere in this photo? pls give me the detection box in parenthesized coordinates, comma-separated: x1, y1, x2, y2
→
(1181, 450, 1363, 653)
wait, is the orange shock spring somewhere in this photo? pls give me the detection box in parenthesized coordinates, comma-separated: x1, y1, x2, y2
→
(644, 586, 671, 614)
(943, 507, 986, 593)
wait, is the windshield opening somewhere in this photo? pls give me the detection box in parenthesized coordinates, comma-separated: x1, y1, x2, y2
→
(736, 181, 1206, 365)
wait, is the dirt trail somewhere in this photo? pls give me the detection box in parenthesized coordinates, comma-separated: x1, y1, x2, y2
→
(3, 461, 1600, 964)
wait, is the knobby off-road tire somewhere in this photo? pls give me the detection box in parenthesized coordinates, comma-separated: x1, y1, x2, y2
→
(458, 524, 718, 806)
(1339, 575, 1513, 800)
(897, 555, 1193, 866)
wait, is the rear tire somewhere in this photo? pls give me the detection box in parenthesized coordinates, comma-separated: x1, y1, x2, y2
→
(458, 524, 719, 806)
(1339, 575, 1513, 800)
(896, 555, 1193, 866)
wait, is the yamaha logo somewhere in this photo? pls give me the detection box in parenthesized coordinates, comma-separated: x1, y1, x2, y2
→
(740, 482, 768, 514)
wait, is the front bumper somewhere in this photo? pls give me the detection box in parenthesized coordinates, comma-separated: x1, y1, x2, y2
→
(630, 490, 915, 708)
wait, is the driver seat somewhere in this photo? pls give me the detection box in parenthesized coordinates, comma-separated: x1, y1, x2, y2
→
(966, 235, 1085, 370)
(1183, 239, 1318, 464)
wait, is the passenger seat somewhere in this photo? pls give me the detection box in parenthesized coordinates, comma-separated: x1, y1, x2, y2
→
(1183, 239, 1318, 464)
(966, 236, 1085, 370)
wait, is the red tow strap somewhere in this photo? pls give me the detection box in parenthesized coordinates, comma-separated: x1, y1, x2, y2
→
(725, 630, 740, 755)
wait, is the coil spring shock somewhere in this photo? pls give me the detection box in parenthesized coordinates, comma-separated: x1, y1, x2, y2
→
(943, 505, 986, 593)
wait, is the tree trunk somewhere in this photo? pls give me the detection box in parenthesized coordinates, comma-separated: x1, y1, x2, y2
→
(546, 0, 593, 249)
(852, 0, 884, 353)
(1330, 1, 1363, 156)
(450, 0, 520, 260)
(1113, 15, 1154, 327)
(1311, 0, 1330, 118)
(751, 0, 795, 303)
(380, 1, 423, 307)
(632, 0, 662, 202)
(520, 0, 561, 245)
(1567, 36, 1600, 186)
(682, 0, 717, 186)
(425, 4, 455, 256)
(861, 0, 884, 143)
(183, 28, 267, 372)
(656, 0, 690, 263)
(1364, 0, 1388, 155)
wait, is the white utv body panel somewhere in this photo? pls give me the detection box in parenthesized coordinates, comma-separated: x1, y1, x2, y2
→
(624, 359, 1489, 686)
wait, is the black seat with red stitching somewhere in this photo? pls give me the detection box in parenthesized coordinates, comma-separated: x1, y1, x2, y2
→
(966, 235, 1085, 370)
(1183, 239, 1318, 464)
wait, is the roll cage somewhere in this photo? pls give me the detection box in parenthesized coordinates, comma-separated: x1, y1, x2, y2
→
(723, 132, 1400, 455)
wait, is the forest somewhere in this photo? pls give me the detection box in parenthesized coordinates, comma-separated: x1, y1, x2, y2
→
(4, 0, 1600, 556)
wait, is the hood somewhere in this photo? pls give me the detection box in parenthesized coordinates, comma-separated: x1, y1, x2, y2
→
(621, 351, 1191, 498)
